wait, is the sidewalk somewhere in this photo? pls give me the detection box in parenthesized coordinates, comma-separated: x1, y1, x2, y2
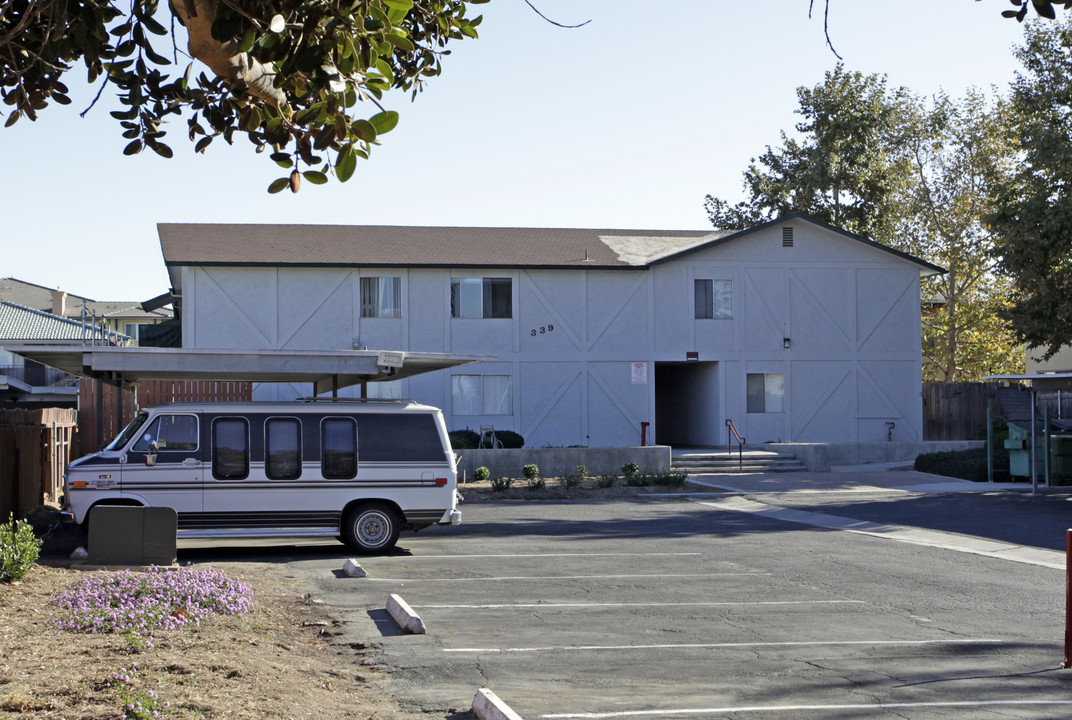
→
(680, 468, 1072, 566)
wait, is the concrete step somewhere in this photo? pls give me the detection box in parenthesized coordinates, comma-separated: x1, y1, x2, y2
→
(672, 450, 806, 474)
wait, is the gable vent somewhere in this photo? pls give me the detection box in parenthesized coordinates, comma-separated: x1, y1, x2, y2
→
(782, 227, 794, 247)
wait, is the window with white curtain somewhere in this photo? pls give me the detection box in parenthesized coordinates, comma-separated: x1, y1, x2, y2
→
(366, 380, 402, 399)
(450, 278, 511, 318)
(746, 373, 784, 413)
(451, 374, 513, 415)
(695, 278, 732, 319)
(360, 276, 402, 318)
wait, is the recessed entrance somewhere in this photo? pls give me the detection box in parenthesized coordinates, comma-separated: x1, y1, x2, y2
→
(655, 361, 719, 446)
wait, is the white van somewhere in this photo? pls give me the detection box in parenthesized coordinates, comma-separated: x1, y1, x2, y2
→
(62, 398, 462, 554)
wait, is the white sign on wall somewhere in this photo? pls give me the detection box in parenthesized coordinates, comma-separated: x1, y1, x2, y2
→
(631, 362, 647, 385)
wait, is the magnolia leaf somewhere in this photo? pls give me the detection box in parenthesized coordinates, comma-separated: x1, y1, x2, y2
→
(267, 177, 289, 194)
(303, 170, 329, 184)
(351, 119, 377, 142)
(368, 110, 399, 134)
(123, 139, 143, 155)
(336, 146, 358, 182)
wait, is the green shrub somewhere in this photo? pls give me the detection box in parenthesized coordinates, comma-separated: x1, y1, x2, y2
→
(474, 466, 491, 482)
(914, 447, 1009, 482)
(496, 430, 525, 449)
(449, 429, 480, 449)
(526, 477, 546, 490)
(652, 470, 687, 487)
(625, 472, 652, 487)
(522, 464, 540, 480)
(575, 464, 588, 478)
(0, 514, 42, 583)
(562, 474, 583, 489)
(596, 474, 616, 489)
(621, 462, 640, 479)
(490, 477, 514, 491)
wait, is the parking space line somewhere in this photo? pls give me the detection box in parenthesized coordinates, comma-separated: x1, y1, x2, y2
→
(443, 638, 1000, 653)
(362, 573, 770, 582)
(540, 699, 1072, 718)
(414, 600, 865, 609)
(371, 553, 703, 559)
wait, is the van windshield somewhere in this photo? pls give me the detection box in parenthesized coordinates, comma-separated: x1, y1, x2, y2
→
(104, 412, 150, 451)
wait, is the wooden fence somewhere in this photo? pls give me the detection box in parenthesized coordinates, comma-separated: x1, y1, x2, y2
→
(0, 408, 78, 518)
(922, 382, 1005, 441)
(77, 379, 252, 455)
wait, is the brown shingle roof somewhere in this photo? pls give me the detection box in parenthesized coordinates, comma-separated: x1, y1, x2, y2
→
(157, 224, 726, 269)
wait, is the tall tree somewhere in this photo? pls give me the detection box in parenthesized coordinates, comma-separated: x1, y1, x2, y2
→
(0, 0, 486, 191)
(989, 17, 1072, 359)
(898, 91, 1023, 381)
(706, 71, 1023, 382)
(704, 65, 914, 241)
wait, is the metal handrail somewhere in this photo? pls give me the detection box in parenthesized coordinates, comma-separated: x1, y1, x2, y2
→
(726, 418, 745, 471)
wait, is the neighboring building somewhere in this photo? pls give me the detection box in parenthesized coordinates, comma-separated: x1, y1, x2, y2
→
(157, 214, 942, 447)
(0, 277, 173, 345)
(0, 301, 129, 408)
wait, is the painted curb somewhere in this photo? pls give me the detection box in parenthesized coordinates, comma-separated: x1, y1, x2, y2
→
(387, 593, 426, 634)
(343, 559, 367, 577)
(472, 688, 524, 720)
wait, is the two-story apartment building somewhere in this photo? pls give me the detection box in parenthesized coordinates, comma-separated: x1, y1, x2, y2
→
(158, 214, 942, 448)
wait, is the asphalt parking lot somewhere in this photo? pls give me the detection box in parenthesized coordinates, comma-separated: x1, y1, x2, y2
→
(260, 486, 1072, 720)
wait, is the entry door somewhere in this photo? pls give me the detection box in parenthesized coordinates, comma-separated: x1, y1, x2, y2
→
(122, 413, 204, 515)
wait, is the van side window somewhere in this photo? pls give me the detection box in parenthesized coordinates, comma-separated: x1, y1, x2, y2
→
(213, 418, 249, 480)
(322, 418, 357, 479)
(131, 415, 198, 452)
(358, 414, 444, 462)
(266, 418, 302, 480)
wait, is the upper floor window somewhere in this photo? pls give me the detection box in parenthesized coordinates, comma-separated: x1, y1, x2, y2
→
(360, 276, 402, 319)
(451, 278, 511, 319)
(695, 279, 732, 319)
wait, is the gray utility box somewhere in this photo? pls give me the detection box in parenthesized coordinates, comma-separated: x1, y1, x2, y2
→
(88, 506, 177, 566)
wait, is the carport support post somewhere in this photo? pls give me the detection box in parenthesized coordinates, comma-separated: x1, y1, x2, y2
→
(95, 378, 104, 450)
(1064, 529, 1072, 669)
(987, 407, 994, 484)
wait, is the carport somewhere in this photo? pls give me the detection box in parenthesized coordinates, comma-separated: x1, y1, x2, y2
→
(5, 345, 492, 448)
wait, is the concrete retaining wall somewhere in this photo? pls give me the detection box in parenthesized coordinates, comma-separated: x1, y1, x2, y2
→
(455, 446, 672, 479)
(765, 441, 985, 472)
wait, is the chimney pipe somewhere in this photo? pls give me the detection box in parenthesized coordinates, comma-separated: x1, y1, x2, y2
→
(51, 289, 67, 316)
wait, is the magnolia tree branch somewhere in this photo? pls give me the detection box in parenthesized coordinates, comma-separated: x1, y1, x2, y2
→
(168, 0, 286, 110)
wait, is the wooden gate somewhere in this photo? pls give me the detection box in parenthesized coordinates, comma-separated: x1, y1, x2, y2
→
(922, 382, 1004, 441)
(0, 409, 78, 518)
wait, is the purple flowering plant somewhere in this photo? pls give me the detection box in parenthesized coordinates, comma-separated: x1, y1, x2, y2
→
(104, 663, 171, 719)
(51, 566, 254, 638)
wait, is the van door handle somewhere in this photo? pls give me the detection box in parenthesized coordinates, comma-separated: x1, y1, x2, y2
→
(182, 458, 201, 467)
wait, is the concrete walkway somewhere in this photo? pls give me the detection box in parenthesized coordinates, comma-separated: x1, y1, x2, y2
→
(678, 468, 1071, 570)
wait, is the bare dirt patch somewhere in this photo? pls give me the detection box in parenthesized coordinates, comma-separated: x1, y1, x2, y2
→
(0, 562, 420, 720)
(457, 474, 703, 502)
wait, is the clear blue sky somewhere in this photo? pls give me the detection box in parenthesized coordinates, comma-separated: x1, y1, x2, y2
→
(1, 1, 1030, 302)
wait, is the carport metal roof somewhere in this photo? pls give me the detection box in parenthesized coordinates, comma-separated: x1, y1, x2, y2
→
(4, 345, 493, 396)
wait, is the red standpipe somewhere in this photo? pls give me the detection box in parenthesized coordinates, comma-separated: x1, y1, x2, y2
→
(640, 422, 650, 447)
(1064, 529, 1072, 669)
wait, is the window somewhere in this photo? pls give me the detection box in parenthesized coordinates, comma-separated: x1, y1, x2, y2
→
(695, 279, 732, 319)
(360, 277, 402, 318)
(451, 374, 513, 415)
(132, 414, 199, 452)
(747, 373, 784, 413)
(357, 414, 444, 462)
(366, 380, 402, 399)
(451, 278, 511, 318)
(266, 418, 302, 480)
(322, 418, 357, 479)
(213, 418, 249, 479)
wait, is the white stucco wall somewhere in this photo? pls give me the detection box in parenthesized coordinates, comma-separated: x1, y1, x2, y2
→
(179, 220, 926, 447)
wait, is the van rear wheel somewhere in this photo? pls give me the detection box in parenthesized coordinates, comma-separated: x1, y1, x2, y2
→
(342, 503, 400, 555)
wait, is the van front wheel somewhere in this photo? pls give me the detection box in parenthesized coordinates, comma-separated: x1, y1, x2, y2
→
(342, 503, 400, 555)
